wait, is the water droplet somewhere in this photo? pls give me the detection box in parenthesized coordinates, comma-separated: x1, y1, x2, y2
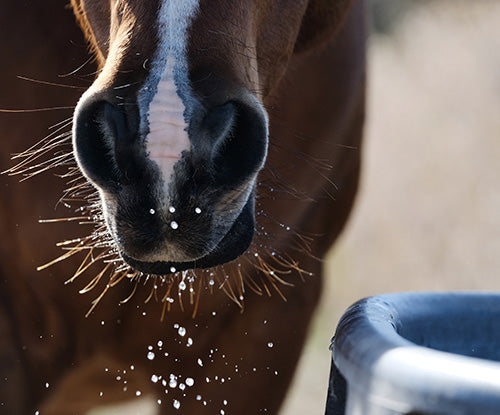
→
(224, 400, 228, 405)
(151, 375, 159, 383)
(186, 377, 194, 387)
(197, 358, 203, 367)
(178, 326, 186, 337)
(267, 342, 274, 348)
(179, 383, 186, 390)
(187, 337, 193, 347)
(170, 266, 176, 273)
(170, 221, 179, 230)
(157, 399, 162, 405)
(196, 395, 202, 401)
(147, 352, 155, 360)
(45, 382, 49, 388)
(136, 391, 141, 397)
(179, 281, 186, 291)
(149, 208, 155, 215)
(173, 399, 180, 410)
(209, 279, 215, 286)
(157, 340, 163, 347)
(169, 374, 178, 388)
(195, 207, 202, 214)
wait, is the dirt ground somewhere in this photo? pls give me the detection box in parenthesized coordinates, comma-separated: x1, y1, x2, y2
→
(281, 1, 500, 413)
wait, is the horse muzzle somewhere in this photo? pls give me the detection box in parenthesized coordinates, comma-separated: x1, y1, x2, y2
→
(72, 85, 268, 275)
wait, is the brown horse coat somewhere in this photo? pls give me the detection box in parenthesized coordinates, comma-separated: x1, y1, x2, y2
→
(0, 1, 365, 413)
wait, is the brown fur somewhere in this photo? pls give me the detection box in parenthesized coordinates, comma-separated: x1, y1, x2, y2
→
(0, 0, 365, 414)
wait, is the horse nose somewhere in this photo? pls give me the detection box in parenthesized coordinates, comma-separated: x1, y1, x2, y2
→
(193, 96, 269, 187)
(73, 97, 144, 190)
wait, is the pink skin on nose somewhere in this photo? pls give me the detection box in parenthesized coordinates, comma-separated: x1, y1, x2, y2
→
(146, 59, 191, 186)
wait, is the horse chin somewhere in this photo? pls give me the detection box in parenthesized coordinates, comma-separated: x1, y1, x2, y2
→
(119, 196, 255, 275)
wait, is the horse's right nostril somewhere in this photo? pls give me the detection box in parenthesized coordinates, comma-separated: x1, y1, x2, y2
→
(73, 99, 143, 189)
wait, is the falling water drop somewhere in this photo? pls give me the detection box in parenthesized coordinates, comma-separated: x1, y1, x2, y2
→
(186, 377, 194, 387)
(170, 221, 179, 230)
(147, 352, 155, 360)
(149, 209, 155, 215)
(195, 207, 202, 214)
(173, 399, 180, 410)
(169, 206, 176, 213)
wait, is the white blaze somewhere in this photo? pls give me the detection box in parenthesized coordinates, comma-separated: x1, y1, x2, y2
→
(141, 0, 200, 189)
(147, 60, 188, 184)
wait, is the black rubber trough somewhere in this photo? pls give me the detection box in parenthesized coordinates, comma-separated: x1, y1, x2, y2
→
(326, 292, 500, 415)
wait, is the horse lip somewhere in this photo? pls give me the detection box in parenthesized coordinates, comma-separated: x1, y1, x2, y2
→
(119, 196, 255, 275)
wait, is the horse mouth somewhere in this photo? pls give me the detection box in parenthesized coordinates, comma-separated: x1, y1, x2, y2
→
(119, 196, 255, 275)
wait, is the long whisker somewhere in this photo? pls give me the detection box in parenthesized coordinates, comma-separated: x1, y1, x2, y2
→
(0, 106, 75, 113)
(17, 75, 86, 89)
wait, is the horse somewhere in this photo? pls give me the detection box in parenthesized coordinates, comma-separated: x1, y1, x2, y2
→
(0, 0, 366, 413)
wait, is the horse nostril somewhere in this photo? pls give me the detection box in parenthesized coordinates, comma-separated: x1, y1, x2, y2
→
(73, 99, 142, 189)
(200, 100, 268, 187)
(204, 102, 236, 148)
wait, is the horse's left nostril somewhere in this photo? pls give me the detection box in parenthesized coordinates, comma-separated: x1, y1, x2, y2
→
(197, 98, 268, 187)
(204, 102, 236, 151)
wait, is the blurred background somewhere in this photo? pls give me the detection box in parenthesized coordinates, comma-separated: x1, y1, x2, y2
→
(282, 0, 500, 413)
